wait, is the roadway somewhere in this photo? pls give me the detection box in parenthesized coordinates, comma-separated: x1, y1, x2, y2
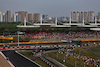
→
(2, 50, 40, 67)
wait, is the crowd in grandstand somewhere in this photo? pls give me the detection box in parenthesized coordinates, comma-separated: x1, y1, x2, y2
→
(26, 30, 100, 40)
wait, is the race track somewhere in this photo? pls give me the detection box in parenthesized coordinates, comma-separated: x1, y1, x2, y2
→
(2, 50, 40, 67)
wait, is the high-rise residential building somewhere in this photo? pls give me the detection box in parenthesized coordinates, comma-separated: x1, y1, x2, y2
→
(0, 11, 3, 22)
(79, 11, 88, 22)
(72, 11, 94, 23)
(71, 11, 75, 22)
(88, 11, 94, 22)
(97, 12, 100, 22)
(48, 17, 52, 20)
(71, 11, 79, 22)
(28, 13, 33, 22)
(16, 11, 28, 22)
(57, 17, 68, 22)
(12, 13, 20, 22)
(5, 13, 7, 22)
(84, 11, 88, 22)
(42, 14, 48, 20)
(7, 11, 11, 22)
(79, 12, 83, 22)
(76, 12, 79, 22)
(2, 13, 6, 22)
(33, 13, 40, 22)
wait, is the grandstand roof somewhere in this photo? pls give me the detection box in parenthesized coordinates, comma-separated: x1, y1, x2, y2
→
(78, 25, 98, 27)
(90, 28, 100, 31)
(33, 23, 55, 27)
(17, 17, 100, 29)
(89, 23, 100, 26)
(17, 25, 40, 28)
(50, 25, 71, 28)
(63, 23, 82, 26)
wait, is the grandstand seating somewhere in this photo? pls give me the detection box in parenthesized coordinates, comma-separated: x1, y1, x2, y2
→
(26, 30, 100, 41)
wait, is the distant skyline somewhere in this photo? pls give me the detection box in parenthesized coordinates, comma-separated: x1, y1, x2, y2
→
(0, 0, 100, 17)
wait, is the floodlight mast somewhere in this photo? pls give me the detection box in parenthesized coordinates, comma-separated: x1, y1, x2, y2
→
(17, 31, 23, 47)
(18, 31, 19, 47)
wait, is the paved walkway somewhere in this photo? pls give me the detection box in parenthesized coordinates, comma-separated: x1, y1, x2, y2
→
(0, 54, 11, 67)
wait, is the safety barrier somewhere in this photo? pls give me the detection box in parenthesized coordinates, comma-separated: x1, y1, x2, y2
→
(0, 46, 30, 50)
(39, 56, 56, 67)
(81, 39, 100, 41)
(0, 41, 62, 45)
(0, 36, 13, 40)
(0, 44, 76, 50)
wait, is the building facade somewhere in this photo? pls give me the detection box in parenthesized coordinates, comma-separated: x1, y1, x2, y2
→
(33, 13, 40, 22)
(0, 11, 3, 22)
(7, 11, 11, 22)
(42, 14, 48, 20)
(79, 12, 84, 22)
(16, 11, 28, 22)
(88, 11, 94, 22)
(84, 11, 88, 22)
(97, 12, 100, 22)
(71, 11, 94, 23)
(79, 11, 88, 22)
(2, 13, 6, 22)
(12, 13, 20, 22)
(28, 13, 33, 22)
(71, 11, 79, 22)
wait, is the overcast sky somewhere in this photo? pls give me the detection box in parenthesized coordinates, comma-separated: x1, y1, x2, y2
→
(0, 0, 100, 17)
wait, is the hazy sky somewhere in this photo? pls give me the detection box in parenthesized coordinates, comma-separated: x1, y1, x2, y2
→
(0, 0, 100, 17)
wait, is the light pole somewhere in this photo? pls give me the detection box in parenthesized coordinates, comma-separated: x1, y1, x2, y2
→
(57, 52, 58, 59)
(3, 32, 5, 47)
(9, 32, 10, 37)
(17, 31, 23, 47)
(79, 50, 81, 55)
(63, 56, 66, 65)
(18, 31, 19, 47)
(75, 60, 77, 67)
(84, 62, 85, 67)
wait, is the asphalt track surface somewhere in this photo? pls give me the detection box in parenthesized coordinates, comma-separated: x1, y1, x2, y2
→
(2, 50, 39, 67)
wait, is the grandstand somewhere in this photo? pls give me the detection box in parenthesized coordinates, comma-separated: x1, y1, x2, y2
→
(0, 17, 100, 67)
(17, 16, 100, 30)
(15, 17, 100, 47)
(16, 17, 100, 48)
(0, 16, 100, 47)
(15, 17, 100, 44)
(26, 30, 100, 41)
